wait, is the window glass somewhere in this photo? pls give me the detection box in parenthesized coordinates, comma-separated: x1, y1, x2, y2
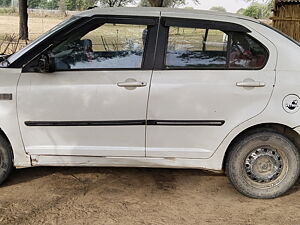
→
(166, 26, 228, 68)
(229, 33, 268, 69)
(51, 23, 148, 70)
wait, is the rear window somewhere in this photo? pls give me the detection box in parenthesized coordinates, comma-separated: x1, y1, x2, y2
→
(166, 27, 228, 69)
(229, 32, 268, 69)
(165, 26, 268, 70)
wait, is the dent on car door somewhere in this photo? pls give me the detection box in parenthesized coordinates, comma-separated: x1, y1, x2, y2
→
(146, 17, 276, 159)
(17, 16, 159, 157)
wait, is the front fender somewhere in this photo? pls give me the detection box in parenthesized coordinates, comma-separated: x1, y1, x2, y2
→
(0, 68, 31, 167)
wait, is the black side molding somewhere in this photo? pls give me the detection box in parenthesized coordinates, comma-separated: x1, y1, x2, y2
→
(148, 120, 225, 126)
(25, 120, 146, 127)
(25, 120, 225, 127)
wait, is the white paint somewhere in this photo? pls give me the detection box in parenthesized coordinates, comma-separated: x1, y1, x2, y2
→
(17, 70, 152, 157)
(0, 8, 298, 171)
(30, 155, 222, 171)
(26, 145, 145, 156)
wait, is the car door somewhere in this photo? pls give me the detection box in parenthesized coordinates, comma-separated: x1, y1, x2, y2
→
(17, 16, 159, 157)
(146, 17, 276, 158)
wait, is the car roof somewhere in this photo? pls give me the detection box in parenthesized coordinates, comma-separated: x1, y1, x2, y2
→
(76, 7, 260, 24)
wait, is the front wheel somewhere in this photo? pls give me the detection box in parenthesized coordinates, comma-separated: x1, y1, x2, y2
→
(0, 135, 13, 185)
(226, 131, 300, 199)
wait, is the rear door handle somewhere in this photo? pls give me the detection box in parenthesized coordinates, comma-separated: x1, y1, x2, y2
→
(117, 81, 147, 87)
(236, 81, 266, 87)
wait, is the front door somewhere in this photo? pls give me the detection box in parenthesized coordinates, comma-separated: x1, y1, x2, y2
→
(146, 17, 276, 158)
(17, 16, 158, 157)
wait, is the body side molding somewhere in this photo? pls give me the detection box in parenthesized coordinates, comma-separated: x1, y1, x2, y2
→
(25, 120, 225, 127)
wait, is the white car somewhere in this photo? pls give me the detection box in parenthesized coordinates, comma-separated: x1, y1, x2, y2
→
(1, 7, 300, 199)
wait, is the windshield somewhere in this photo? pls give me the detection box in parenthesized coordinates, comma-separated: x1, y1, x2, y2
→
(8, 16, 79, 64)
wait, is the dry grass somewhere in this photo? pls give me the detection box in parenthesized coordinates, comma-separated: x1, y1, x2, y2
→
(0, 15, 66, 54)
(272, 3, 300, 42)
(0, 15, 65, 40)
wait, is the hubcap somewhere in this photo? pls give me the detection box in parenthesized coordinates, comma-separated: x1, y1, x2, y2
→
(245, 148, 283, 183)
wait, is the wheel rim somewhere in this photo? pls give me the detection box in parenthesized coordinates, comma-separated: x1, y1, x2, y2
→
(244, 147, 284, 184)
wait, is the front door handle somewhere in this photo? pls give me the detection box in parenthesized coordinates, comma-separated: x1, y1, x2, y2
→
(117, 81, 147, 87)
(236, 81, 266, 87)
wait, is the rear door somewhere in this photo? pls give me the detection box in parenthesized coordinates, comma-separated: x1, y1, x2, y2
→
(17, 16, 159, 157)
(146, 17, 276, 158)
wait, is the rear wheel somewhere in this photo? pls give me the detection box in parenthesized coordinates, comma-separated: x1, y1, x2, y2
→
(226, 130, 300, 199)
(0, 135, 13, 184)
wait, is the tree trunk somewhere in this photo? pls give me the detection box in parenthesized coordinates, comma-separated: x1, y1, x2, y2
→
(148, 0, 164, 7)
(19, 0, 28, 40)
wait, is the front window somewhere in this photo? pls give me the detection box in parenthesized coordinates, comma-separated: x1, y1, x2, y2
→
(52, 23, 148, 70)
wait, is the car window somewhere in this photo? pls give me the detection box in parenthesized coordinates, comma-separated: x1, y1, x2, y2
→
(51, 23, 148, 70)
(229, 33, 268, 69)
(165, 26, 228, 69)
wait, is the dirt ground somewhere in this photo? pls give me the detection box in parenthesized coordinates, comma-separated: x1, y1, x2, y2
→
(0, 13, 299, 225)
(0, 167, 300, 225)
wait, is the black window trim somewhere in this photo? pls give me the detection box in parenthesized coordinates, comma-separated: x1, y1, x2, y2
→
(20, 15, 159, 72)
(154, 17, 270, 71)
(164, 17, 251, 33)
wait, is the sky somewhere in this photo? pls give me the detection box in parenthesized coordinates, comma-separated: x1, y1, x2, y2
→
(182, 0, 264, 13)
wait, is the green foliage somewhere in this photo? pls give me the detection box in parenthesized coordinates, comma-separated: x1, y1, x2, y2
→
(28, 0, 40, 8)
(38, 0, 47, 8)
(47, 0, 58, 9)
(236, 8, 245, 15)
(99, 0, 136, 7)
(209, 6, 226, 12)
(27, 0, 58, 9)
(139, 0, 185, 7)
(26, 0, 97, 10)
(62, 0, 97, 10)
(0, 0, 11, 7)
(242, 2, 272, 19)
(242, 0, 274, 18)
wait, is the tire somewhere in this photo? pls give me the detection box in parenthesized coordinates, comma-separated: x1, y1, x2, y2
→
(0, 135, 13, 185)
(226, 130, 300, 199)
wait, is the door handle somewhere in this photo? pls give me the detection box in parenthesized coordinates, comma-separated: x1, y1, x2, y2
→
(236, 81, 266, 87)
(117, 81, 147, 87)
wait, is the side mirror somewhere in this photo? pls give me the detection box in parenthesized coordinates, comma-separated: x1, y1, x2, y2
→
(38, 54, 55, 73)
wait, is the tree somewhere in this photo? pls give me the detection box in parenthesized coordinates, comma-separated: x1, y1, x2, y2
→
(0, 0, 12, 7)
(242, 2, 271, 19)
(236, 8, 245, 15)
(141, 0, 199, 7)
(38, 0, 48, 8)
(242, 0, 274, 18)
(28, 0, 40, 8)
(19, 0, 28, 40)
(47, 0, 58, 9)
(139, 0, 184, 7)
(99, 0, 135, 7)
(209, 6, 226, 12)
